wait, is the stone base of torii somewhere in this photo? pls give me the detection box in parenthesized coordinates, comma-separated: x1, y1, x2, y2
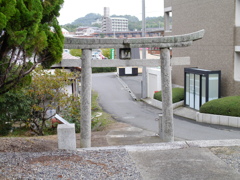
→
(61, 30, 205, 148)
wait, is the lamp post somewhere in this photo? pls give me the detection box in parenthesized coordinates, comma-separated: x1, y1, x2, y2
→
(142, 0, 147, 98)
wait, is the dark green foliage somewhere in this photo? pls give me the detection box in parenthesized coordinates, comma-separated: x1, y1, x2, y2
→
(0, 120, 11, 136)
(0, 89, 32, 135)
(0, 0, 64, 95)
(154, 88, 184, 103)
(200, 96, 240, 117)
(153, 91, 162, 101)
(146, 16, 164, 28)
(92, 67, 116, 73)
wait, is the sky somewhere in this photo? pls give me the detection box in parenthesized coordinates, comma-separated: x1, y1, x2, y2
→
(57, 0, 164, 25)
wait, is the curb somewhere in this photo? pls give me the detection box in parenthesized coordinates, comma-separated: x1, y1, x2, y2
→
(77, 139, 240, 152)
(116, 74, 139, 101)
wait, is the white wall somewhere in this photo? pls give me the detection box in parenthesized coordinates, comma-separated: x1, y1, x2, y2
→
(147, 68, 161, 98)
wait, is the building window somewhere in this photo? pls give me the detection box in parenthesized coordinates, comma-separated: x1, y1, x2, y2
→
(164, 7, 172, 31)
(234, 46, 240, 81)
(236, 0, 240, 26)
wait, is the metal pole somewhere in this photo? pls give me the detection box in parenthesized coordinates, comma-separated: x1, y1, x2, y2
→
(142, 0, 147, 98)
(80, 49, 92, 148)
(160, 48, 174, 142)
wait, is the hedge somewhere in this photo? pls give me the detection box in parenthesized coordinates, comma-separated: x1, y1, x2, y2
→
(200, 96, 240, 117)
(154, 87, 184, 103)
(92, 67, 116, 73)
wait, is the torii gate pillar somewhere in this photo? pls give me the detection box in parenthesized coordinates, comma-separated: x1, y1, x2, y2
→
(160, 48, 173, 142)
(80, 49, 92, 148)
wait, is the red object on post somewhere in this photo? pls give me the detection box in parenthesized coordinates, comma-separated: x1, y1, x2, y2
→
(51, 117, 63, 128)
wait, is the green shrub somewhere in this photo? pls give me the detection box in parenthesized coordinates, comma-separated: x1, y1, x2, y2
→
(154, 91, 162, 101)
(200, 96, 240, 117)
(154, 88, 184, 103)
(0, 121, 12, 136)
(92, 67, 116, 73)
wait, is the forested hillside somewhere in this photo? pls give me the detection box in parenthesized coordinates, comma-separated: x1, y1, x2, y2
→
(61, 13, 164, 32)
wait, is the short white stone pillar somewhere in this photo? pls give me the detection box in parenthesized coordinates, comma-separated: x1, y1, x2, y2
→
(57, 124, 76, 150)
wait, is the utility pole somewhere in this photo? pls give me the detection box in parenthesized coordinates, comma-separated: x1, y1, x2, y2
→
(142, 0, 147, 98)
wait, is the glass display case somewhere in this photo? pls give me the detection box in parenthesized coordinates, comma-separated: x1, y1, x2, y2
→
(184, 68, 221, 110)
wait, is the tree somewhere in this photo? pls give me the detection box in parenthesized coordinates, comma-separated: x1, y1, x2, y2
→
(101, 49, 111, 59)
(0, 0, 64, 95)
(26, 66, 80, 135)
(0, 88, 32, 135)
(61, 24, 78, 32)
(70, 49, 82, 57)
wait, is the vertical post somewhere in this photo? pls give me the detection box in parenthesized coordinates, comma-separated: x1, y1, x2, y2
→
(142, 0, 147, 98)
(80, 49, 92, 148)
(160, 48, 174, 142)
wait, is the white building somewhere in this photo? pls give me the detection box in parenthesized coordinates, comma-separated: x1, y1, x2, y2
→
(61, 28, 69, 35)
(102, 7, 112, 32)
(111, 17, 128, 32)
(102, 7, 128, 32)
(91, 19, 102, 25)
(75, 27, 100, 36)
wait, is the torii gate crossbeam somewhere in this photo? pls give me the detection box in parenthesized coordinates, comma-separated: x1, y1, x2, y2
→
(63, 30, 205, 148)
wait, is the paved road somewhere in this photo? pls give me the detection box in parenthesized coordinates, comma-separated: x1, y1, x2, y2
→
(92, 73, 240, 140)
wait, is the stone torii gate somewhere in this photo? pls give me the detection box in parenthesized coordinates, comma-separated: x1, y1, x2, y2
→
(63, 29, 205, 148)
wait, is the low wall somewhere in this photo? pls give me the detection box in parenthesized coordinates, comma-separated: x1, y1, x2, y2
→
(196, 112, 240, 128)
(143, 98, 184, 110)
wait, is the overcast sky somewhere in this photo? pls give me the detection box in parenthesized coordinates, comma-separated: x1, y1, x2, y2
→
(58, 0, 164, 25)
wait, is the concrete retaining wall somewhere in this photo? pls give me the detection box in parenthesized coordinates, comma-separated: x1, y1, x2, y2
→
(196, 112, 240, 128)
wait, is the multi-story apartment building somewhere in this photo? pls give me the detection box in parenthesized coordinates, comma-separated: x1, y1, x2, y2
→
(102, 7, 112, 32)
(164, 0, 240, 97)
(111, 17, 128, 32)
(102, 7, 128, 32)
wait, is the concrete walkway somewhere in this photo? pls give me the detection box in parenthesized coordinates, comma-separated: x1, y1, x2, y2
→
(80, 139, 240, 180)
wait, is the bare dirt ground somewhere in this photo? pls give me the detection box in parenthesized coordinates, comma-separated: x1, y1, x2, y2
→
(0, 122, 130, 153)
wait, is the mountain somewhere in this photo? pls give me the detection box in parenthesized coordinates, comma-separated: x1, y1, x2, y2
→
(71, 13, 102, 26)
(111, 14, 139, 22)
(61, 13, 164, 32)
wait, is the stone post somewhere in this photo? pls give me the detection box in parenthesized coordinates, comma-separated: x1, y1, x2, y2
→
(57, 124, 76, 150)
(80, 49, 92, 148)
(160, 48, 174, 142)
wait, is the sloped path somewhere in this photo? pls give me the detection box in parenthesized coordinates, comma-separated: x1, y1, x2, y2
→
(92, 73, 240, 140)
